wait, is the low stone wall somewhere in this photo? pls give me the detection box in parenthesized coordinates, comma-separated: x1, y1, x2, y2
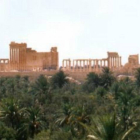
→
(0, 71, 88, 81)
(0, 69, 136, 82)
(0, 71, 58, 81)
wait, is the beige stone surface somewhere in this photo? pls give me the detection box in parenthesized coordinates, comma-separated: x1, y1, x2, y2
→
(62, 52, 122, 72)
(0, 42, 58, 71)
(128, 54, 139, 65)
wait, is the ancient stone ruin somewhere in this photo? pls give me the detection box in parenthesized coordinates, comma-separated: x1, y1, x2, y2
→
(0, 42, 139, 76)
(62, 52, 122, 72)
(0, 42, 59, 71)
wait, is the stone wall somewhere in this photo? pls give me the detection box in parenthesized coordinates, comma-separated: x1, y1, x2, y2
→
(0, 42, 59, 71)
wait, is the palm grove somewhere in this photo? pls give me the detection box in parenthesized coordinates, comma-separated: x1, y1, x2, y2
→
(0, 68, 140, 140)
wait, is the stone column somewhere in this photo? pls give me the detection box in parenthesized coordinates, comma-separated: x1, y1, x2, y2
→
(20, 48, 21, 70)
(17, 49, 19, 70)
(100, 60, 102, 68)
(79, 60, 81, 71)
(114, 57, 115, 68)
(87, 60, 89, 71)
(62, 60, 64, 68)
(76, 60, 77, 71)
(112, 57, 113, 68)
(114, 57, 116, 68)
(110, 58, 112, 68)
(10, 48, 11, 62)
(96, 60, 98, 71)
(117, 57, 119, 67)
(91, 60, 93, 71)
(89, 59, 91, 72)
(93, 60, 95, 70)
(112, 57, 114, 68)
(120, 57, 122, 67)
(108, 58, 110, 68)
(16, 48, 18, 70)
(65, 60, 67, 69)
(73, 60, 74, 72)
(85, 60, 87, 71)
(110, 58, 111, 68)
(83, 60, 85, 71)
(10, 49, 13, 69)
(64, 60, 65, 68)
(15, 48, 17, 70)
(115, 57, 117, 68)
(69, 60, 71, 70)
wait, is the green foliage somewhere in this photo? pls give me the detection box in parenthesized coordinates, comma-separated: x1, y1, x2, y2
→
(100, 67, 116, 89)
(34, 75, 49, 95)
(95, 86, 107, 97)
(0, 122, 16, 140)
(50, 71, 69, 89)
(0, 98, 25, 129)
(33, 131, 50, 140)
(83, 72, 100, 93)
(19, 107, 45, 139)
(87, 114, 137, 140)
(135, 68, 140, 88)
(0, 71, 139, 139)
(50, 130, 74, 140)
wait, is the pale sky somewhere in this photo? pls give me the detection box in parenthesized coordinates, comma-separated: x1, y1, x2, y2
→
(0, 0, 140, 66)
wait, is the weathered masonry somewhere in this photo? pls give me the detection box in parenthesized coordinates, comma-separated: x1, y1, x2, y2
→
(0, 42, 59, 71)
(62, 52, 122, 72)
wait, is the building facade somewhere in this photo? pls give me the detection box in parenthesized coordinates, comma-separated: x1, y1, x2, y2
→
(0, 42, 59, 71)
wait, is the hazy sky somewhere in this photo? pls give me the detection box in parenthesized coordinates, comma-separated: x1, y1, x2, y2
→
(0, 0, 140, 65)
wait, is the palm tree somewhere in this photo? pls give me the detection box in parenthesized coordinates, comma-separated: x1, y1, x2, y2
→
(0, 98, 25, 129)
(19, 107, 45, 139)
(83, 72, 100, 93)
(69, 105, 90, 138)
(87, 114, 137, 140)
(100, 67, 116, 89)
(56, 104, 90, 138)
(50, 71, 69, 89)
(87, 72, 100, 87)
(116, 90, 138, 131)
(34, 74, 49, 95)
(55, 104, 72, 127)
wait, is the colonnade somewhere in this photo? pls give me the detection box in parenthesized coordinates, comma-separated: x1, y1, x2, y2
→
(108, 56, 122, 69)
(62, 59, 108, 72)
(10, 47, 26, 70)
(0, 59, 9, 64)
(62, 56, 122, 72)
(10, 48, 19, 63)
(62, 59, 71, 69)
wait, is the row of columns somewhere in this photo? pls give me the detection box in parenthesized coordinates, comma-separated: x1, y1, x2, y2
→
(62, 59, 108, 72)
(108, 57, 122, 68)
(62, 59, 71, 69)
(62, 57, 122, 72)
(10, 47, 26, 70)
(10, 48, 19, 63)
(0, 59, 9, 64)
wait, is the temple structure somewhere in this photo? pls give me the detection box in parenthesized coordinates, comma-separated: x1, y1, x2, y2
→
(0, 42, 139, 74)
(62, 52, 122, 72)
(0, 42, 59, 71)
